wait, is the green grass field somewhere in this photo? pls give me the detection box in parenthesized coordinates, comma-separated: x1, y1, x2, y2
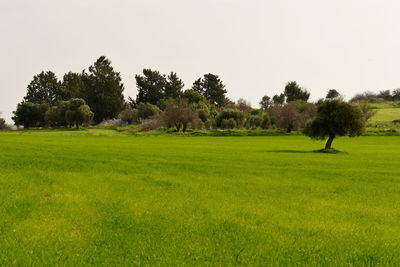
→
(0, 131, 399, 265)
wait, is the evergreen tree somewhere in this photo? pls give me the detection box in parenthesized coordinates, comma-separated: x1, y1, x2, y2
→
(82, 56, 125, 123)
(24, 71, 62, 106)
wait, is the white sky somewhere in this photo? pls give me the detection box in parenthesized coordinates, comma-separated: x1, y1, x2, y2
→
(1, 0, 400, 122)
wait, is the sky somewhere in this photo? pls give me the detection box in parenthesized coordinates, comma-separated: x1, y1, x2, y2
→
(1, 0, 400, 122)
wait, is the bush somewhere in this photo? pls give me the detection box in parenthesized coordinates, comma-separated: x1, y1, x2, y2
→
(137, 103, 161, 121)
(221, 118, 237, 129)
(216, 109, 244, 128)
(140, 115, 164, 131)
(118, 109, 139, 124)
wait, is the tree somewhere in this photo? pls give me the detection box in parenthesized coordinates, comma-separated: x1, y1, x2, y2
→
(82, 56, 125, 123)
(44, 101, 69, 126)
(65, 98, 94, 128)
(284, 81, 310, 102)
(215, 109, 245, 128)
(164, 72, 184, 99)
(357, 102, 377, 122)
(269, 104, 302, 133)
(259, 95, 272, 110)
(24, 71, 62, 106)
(326, 89, 340, 99)
(137, 103, 161, 121)
(135, 69, 166, 106)
(12, 102, 49, 128)
(118, 109, 139, 125)
(304, 99, 365, 150)
(393, 89, 400, 101)
(377, 90, 392, 101)
(163, 99, 198, 132)
(61, 72, 84, 100)
(0, 113, 6, 129)
(272, 93, 285, 104)
(236, 98, 252, 112)
(192, 74, 227, 106)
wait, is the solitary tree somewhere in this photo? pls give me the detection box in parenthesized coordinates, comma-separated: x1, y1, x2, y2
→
(326, 89, 340, 99)
(192, 73, 227, 106)
(24, 71, 62, 106)
(304, 99, 365, 150)
(82, 56, 125, 123)
(284, 81, 310, 102)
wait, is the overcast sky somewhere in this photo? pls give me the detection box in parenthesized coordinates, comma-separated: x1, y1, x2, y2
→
(1, 0, 400, 122)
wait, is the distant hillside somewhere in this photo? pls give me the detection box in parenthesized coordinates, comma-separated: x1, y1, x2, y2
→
(369, 102, 400, 122)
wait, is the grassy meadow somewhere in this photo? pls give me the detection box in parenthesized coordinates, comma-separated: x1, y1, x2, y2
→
(0, 131, 400, 265)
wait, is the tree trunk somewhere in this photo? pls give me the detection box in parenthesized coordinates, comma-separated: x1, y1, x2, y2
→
(182, 123, 187, 133)
(325, 134, 335, 149)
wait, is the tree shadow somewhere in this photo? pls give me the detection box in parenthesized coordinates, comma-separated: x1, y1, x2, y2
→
(260, 149, 348, 154)
(260, 149, 313, 154)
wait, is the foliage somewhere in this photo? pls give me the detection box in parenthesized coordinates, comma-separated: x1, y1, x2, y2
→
(215, 109, 245, 128)
(24, 71, 62, 106)
(65, 98, 94, 128)
(61, 72, 84, 100)
(236, 98, 252, 112)
(269, 104, 303, 133)
(284, 81, 310, 102)
(192, 73, 227, 106)
(137, 103, 161, 121)
(12, 102, 49, 128)
(272, 93, 285, 104)
(259, 95, 272, 110)
(304, 99, 365, 149)
(81, 56, 125, 123)
(326, 89, 340, 99)
(163, 99, 198, 132)
(357, 102, 377, 122)
(118, 109, 139, 125)
(44, 101, 69, 126)
(135, 70, 184, 107)
(140, 115, 164, 131)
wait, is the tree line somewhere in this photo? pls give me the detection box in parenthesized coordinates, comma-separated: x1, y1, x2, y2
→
(7, 55, 384, 149)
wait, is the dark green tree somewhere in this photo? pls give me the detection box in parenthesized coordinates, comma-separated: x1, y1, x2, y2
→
(24, 71, 62, 106)
(326, 89, 340, 99)
(61, 72, 84, 100)
(192, 74, 227, 106)
(272, 93, 285, 104)
(12, 102, 49, 128)
(81, 56, 125, 123)
(304, 100, 365, 150)
(65, 98, 94, 128)
(259, 95, 272, 110)
(164, 72, 184, 99)
(284, 81, 310, 102)
(135, 69, 166, 106)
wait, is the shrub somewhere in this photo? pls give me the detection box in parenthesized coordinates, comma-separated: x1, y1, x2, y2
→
(215, 109, 245, 128)
(137, 103, 161, 121)
(118, 109, 139, 124)
(163, 99, 198, 132)
(221, 118, 237, 129)
(140, 115, 164, 131)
